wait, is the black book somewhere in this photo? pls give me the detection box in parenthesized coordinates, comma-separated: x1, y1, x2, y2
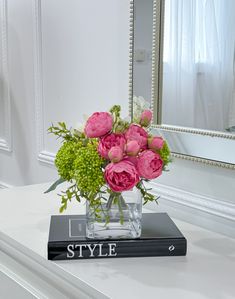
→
(48, 213, 187, 260)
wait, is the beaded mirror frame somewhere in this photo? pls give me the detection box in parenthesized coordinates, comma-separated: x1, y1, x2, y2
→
(129, 0, 235, 169)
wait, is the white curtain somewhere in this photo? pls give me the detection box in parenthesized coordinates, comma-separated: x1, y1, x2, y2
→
(162, 0, 235, 131)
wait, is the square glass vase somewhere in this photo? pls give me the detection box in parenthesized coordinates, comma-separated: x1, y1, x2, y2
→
(86, 188, 142, 239)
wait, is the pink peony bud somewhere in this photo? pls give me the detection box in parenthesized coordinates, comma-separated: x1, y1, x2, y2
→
(148, 136, 164, 150)
(125, 140, 140, 156)
(140, 110, 152, 127)
(108, 146, 123, 163)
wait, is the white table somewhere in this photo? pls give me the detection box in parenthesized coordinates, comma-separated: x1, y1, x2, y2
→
(0, 183, 235, 299)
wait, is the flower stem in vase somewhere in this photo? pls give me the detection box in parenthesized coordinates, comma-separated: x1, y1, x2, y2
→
(106, 192, 127, 225)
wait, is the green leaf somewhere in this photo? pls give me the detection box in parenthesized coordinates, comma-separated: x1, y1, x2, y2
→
(59, 205, 65, 213)
(44, 177, 66, 194)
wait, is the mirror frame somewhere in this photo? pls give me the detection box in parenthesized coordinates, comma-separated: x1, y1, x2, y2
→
(130, 0, 235, 169)
(128, 0, 134, 120)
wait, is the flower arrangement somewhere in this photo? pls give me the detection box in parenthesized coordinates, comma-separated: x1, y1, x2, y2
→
(45, 100, 171, 220)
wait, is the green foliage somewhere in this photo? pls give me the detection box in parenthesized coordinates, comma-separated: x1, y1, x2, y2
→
(58, 183, 81, 213)
(46, 121, 106, 213)
(58, 183, 106, 215)
(109, 105, 130, 133)
(109, 105, 121, 117)
(136, 180, 159, 205)
(73, 143, 105, 194)
(55, 141, 82, 181)
(48, 122, 79, 142)
(157, 141, 171, 167)
(44, 177, 66, 193)
(115, 119, 130, 133)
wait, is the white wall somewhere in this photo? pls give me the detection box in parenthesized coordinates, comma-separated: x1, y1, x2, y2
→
(0, 0, 130, 187)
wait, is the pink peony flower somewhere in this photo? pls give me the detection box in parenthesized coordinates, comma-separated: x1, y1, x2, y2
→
(105, 160, 140, 192)
(140, 110, 152, 127)
(98, 133, 126, 159)
(125, 140, 140, 156)
(123, 156, 138, 167)
(137, 150, 163, 179)
(108, 146, 123, 163)
(148, 136, 164, 151)
(125, 124, 148, 150)
(84, 112, 113, 138)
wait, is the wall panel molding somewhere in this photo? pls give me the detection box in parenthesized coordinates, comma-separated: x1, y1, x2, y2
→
(33, 0, 55, 166)
(0, 0, 12, 152)
(148, 182, 235, 222)
(0, 180, 13, 189)
(38, 150, 55, 166)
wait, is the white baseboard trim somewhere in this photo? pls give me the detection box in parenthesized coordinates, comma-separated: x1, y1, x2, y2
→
(38, 151, 55, 166)
(148, 182, 235, 221)
(0, 181, 13, 189)
(0, 138, 11, 152)
(147, 182, 235, 237)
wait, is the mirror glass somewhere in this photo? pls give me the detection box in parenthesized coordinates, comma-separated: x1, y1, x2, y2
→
(162, 0, 235, 133)
(133, 0, 153, 104)
(133, 0, 235, 167)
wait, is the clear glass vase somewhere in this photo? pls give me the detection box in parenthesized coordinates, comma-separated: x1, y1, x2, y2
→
(86, 188, 142, 239)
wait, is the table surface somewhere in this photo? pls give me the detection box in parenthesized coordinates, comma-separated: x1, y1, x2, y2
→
(0, 182, 235, 299)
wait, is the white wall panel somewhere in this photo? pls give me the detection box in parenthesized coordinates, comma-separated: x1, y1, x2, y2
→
(0, 0, 11, 152)
(33, 0, 130, 162)
(0, 0, 54, 186)
(0, 3, 4, 139)
(0, 0, 130, 185)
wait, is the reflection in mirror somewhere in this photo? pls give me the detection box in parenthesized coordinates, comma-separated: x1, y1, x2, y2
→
(133, 0, 153, 104)
(162, 0, 235, 133)
(132, 0, 235, 167)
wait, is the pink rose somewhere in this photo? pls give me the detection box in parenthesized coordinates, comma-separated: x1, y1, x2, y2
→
(125, 140, 140, 156)
(84, 112, 113, 138)
(105, 161, 140, 192)
(148, 136, 164, 150)
(98, 133, 126, 159)
(125, 124, 148, 150)
(140, 110, 152, 126)
(108, 146, 123, 163)
(137, 150, 163, 179)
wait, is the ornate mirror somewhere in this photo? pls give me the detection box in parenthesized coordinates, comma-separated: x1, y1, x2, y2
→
(132, 0, 235, 169)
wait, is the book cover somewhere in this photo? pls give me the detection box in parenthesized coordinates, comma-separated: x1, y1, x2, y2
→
(48, 213, 187, 260)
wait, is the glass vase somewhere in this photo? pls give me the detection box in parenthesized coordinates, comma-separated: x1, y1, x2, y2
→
(86, 188, 142, 239)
